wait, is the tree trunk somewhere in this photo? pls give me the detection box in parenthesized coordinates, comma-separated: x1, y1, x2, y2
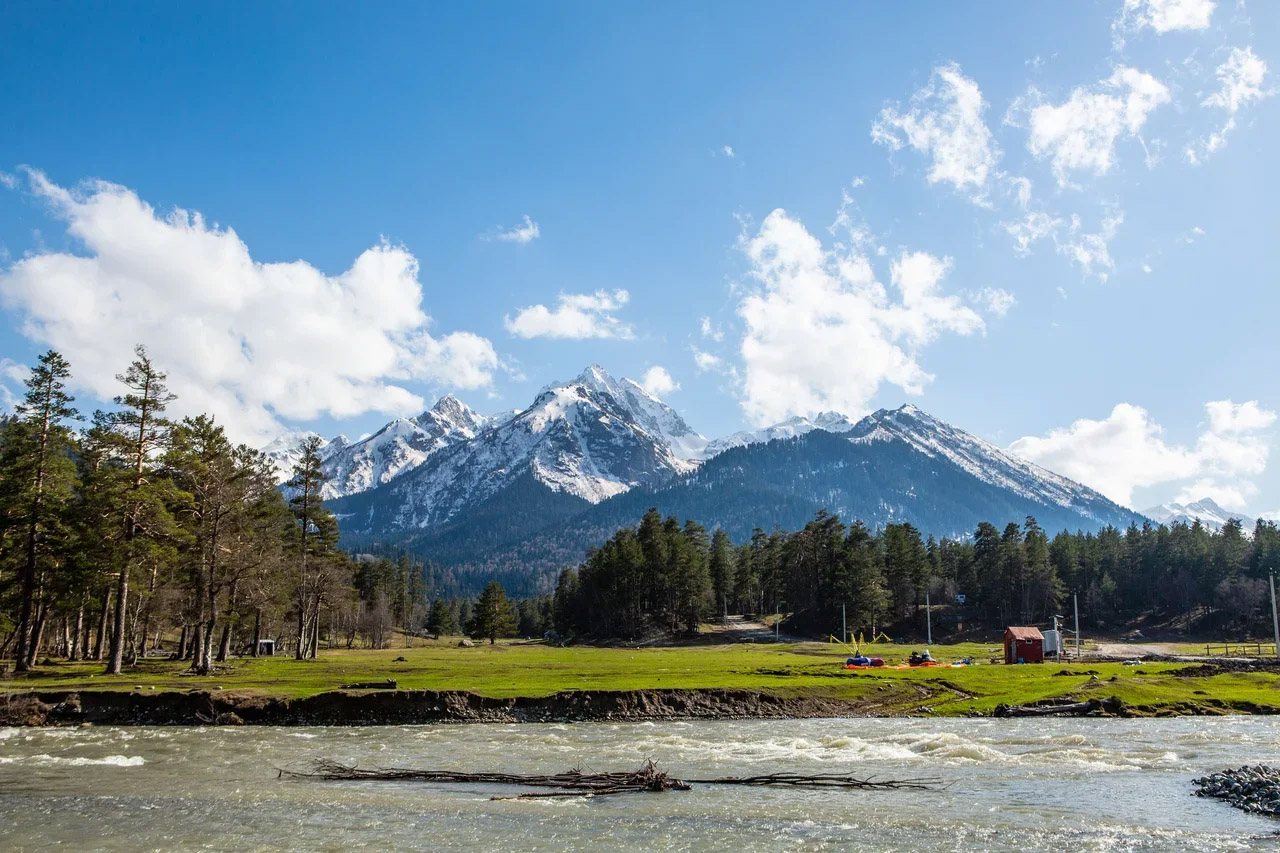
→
(251, 609, 261, 657)
(69, 599, 85, 661)
(106, 565, 129, 674)
(176, 624, 187, 660)
(217, 623, 232, 663)
(93, 587, 112, 661)
(27, 600, 48, 667)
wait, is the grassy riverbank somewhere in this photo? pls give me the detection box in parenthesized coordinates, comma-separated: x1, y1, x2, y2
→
(5, 639, 1279, 718)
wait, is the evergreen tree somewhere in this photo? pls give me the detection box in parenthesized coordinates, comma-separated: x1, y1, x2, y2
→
(467, 580, 517, 644)
(7, 351, 79, 672)
(100, 346, 178, 675)
(426, 598, 458, 636)
(287, 435, 337, 659)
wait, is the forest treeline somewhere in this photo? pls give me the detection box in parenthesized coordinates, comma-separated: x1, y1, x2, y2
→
(553, 507, 1280, 640)
(0, 347, 483, 674)
(3, 348, 1277, 668)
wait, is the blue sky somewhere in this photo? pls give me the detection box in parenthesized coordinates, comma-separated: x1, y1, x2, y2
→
(1, 1, 1277, 516)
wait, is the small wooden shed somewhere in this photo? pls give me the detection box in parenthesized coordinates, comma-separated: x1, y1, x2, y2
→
(1003, 626, 1044, 664)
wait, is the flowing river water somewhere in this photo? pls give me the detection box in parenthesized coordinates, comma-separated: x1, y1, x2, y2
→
(2, 718, 1279, 851)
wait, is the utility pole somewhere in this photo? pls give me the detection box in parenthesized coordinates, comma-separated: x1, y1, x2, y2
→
(925, 590, 932, 646)
(842, 603, 847, 644)
(1073, 593, 1081, 662)
(1269, 573, 1279, 659)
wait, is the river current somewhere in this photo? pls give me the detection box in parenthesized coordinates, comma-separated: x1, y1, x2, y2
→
(2, 718, 1278, 851)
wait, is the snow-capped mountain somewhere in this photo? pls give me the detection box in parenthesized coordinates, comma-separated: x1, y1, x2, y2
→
(316, 395, 492, 499)
(1140, 497, 1256, 533)
(848, 404, 1119, 521)
(329, 365, 707, 531)
(263, 430, 348, 481)
(703, 411, 856, 457)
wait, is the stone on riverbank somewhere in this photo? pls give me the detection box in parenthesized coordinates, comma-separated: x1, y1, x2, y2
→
(1192, 765, 1280, 818)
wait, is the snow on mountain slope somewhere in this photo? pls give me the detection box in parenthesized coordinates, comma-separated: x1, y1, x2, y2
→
(263, 430, 345, 481)
(316, 394, 491, 498)
(348, 365, 707, 529)
(1141, 497, 1256, 533)
(847, 404, 1121, 518)
(703, 411, 856, 458)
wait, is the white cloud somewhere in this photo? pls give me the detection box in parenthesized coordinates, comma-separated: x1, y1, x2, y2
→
(639, 365, 679, 397)
(1004, 211, 1062, 256)
(871, 63, 1000, 199)
(974, 287, 1016, 317)
(692, 348, 723, 372)
(0, 170, 498, 445)
(1026, 67, 1170, 186)
(1188, 47, 1271, 161)
(1206, 399, 1277, 434)
(699, 315, 725, 342)
(1056, 208, 1124, 281)
(0, 357, 30, 411)
(504, 289, 634, 340)
(735, 209, 983, 426)
(1120, 0, 1215, 36)
(493, 214, 541, 244)
(1009, 399, 1275, 510)
(722, 145, 735, 158)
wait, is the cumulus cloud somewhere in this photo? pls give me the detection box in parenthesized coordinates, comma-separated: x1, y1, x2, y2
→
(735, 209, 984, 426)
(0, 170, 498, 445)
(722, 145, 735, 158)
(504, 289, 634, 340)
(1188, 47, 1271, 162)
(1118, 0, 1215, 39)
(1025, 67, 1170, 186)
(639, 365, 679, 397)
(692, 348, 724, 373)
(871, 63, 1000, 199)
(1009, 399, 1276, 509)
(0, 357, 30, 411)
(492, 214, 541, 244)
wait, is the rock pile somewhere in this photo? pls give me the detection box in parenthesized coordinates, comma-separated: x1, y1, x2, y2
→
(1192, 765, 1280, 817)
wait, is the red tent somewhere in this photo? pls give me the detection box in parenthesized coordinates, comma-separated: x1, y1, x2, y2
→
(1003, 626, 1044, 664)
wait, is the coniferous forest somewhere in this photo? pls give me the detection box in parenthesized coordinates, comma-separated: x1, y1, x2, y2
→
(0, 348, 444, 673)
(2, 348, 1278, 671)
(554, 508, 1280, 641)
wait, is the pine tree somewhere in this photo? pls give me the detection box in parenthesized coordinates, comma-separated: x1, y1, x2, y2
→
(426, 598, 457, 636)
(288, 435, 336, 659)
(8, 351, 79, 672)
(708, 528, 735, 619)
(467, 580, 516, 644)
(102, 346, 177, 675)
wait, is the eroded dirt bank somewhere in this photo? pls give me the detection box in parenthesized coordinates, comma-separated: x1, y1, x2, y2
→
(2, 688, 885, 726)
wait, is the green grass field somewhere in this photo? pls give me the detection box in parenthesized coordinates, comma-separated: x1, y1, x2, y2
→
(5, 638, 1278, 717)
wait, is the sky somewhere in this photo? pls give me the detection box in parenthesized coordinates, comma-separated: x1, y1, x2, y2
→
(0, 1, 1276, 517)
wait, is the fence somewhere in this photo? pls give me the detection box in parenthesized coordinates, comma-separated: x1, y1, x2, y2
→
(1204, 642, 1278, 658)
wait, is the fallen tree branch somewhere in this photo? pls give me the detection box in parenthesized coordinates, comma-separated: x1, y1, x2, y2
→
(280, 759, 942, 799)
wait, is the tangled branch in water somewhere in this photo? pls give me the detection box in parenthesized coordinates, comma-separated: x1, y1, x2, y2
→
(279, 759, 944, 799)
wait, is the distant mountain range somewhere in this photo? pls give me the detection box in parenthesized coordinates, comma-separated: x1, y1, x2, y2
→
(1140, 497, 1257, 533)
(265, 365, 1150, 585)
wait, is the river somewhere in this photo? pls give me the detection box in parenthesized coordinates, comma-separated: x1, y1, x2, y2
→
(2, 718, 1278, 851)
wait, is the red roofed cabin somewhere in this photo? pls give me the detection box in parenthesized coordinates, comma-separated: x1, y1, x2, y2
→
(1003, 626, 1044, 664)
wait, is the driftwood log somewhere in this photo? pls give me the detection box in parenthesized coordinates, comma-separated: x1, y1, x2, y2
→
(339, 679, 398, 690)
(281, 759, 943, 799)
(993, 697, 1123, 718)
